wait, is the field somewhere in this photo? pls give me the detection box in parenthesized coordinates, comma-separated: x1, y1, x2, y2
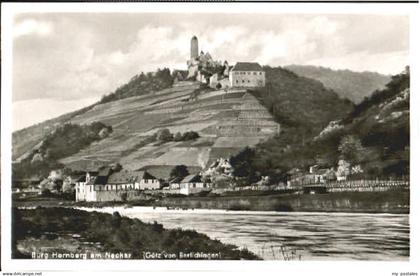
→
(14, 81, 279, 175)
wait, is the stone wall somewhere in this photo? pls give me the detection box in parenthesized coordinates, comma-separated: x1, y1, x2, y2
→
(94, 190, 123, 202)
(238, 110, 272, 120)
(93, 190, 156, 202)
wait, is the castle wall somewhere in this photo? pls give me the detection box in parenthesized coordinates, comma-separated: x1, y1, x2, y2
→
(210, 75, 230, 89)
(215, 124, 279, 137)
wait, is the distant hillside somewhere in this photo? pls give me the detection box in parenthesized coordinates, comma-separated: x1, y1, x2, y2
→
(251, 66, 354, 137)
(13, 122, 113, 182)
(12, 104, 97, 162)
(285, 65, 391, 103)
(316, 69, 409, 177)
(242, 68, 409, 181)
(232, 66, 354, 182)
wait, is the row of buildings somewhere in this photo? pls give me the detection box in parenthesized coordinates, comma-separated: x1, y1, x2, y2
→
(75, 167, 210, 202)
(286, 163, 357, 189)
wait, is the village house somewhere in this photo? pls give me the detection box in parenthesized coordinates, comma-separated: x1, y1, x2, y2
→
(75, 168, 109, 202)
(75, 167, 161, 202)
(179, 174, 211, 195)
(336, 160, 351, 181)
(286, 168, 305, 189)
(313, 168, 336, 183)
(309, 165, 336, 183)
(134, 171, 161, 190)
(229, 62, 265, 88)
(12, 176, 42, 192)
(169, 180, 180, 190)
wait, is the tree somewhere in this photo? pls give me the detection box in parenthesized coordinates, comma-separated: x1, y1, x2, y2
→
(111, 163, 123, 172)
(169, 165, 189, 181)
(182, 131, 199, 141)
(62, 177, 74, 193)
(157, 128, 173, 142)
(338, 135, 365, 165)
(229, 147, 259, 184)
(174, 132, 183, 142)
(39, 178, 54, 194)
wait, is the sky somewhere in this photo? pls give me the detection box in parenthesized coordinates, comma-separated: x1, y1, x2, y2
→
(12, 13, 409, 131)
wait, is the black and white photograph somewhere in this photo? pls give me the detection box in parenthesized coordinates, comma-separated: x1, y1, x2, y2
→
(1, 2, 419, 275)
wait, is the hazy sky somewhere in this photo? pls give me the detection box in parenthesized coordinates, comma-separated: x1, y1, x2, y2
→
(12, 13, 409, 130)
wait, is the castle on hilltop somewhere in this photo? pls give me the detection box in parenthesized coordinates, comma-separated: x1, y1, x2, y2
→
(186, 36, 265, 89)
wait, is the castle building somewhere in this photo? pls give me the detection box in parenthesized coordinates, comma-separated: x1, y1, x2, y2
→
(186, 36, 265, 88)
(191, 36, 199, 59)
(187, 36, 200, 79)
(75, 168, 161, 202)
(229, 62, 265, 88)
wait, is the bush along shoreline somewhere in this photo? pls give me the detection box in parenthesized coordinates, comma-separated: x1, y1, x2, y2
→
(12, 207, 260, 260)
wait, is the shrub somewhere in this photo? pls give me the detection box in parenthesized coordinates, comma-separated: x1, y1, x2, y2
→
(156, 128, 173, 142)
(174, 132, 183, 142)
(181, 131, 199, 141)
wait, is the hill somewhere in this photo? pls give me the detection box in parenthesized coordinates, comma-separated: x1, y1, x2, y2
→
(13, 81, 280, 179)
(13, 66, 353, 180)
(285, 65, 391, 103)
(12, 68, 176, 161)
(242, 68, 409, 181)
(252, 66, 353, 136)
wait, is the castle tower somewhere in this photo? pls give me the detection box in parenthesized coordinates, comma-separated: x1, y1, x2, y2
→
(191, 36, 199, 59)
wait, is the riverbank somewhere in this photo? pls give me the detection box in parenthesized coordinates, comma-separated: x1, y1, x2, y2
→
(13, 207, 259, 260)
(14, 190, 410, 213)
(157, 190, 410, 214)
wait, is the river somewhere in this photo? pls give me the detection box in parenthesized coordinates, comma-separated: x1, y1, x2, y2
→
(77, 207, 409, 260)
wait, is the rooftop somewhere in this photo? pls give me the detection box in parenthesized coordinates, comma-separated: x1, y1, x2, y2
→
(104, 170, 157, 185)
(181, 174, 202, 183)
(232, 62, 263, 72)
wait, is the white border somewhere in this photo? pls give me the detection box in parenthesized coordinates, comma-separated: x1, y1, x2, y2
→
(2, 2, 419, 275)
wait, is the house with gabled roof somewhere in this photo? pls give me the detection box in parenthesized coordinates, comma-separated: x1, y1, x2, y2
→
(179, 174, 211, 195)
(229, 62, 265, 88)
(133, 171, 161, 190)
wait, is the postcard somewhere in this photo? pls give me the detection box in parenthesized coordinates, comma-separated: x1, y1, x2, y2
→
(1, 2, 419, 276)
